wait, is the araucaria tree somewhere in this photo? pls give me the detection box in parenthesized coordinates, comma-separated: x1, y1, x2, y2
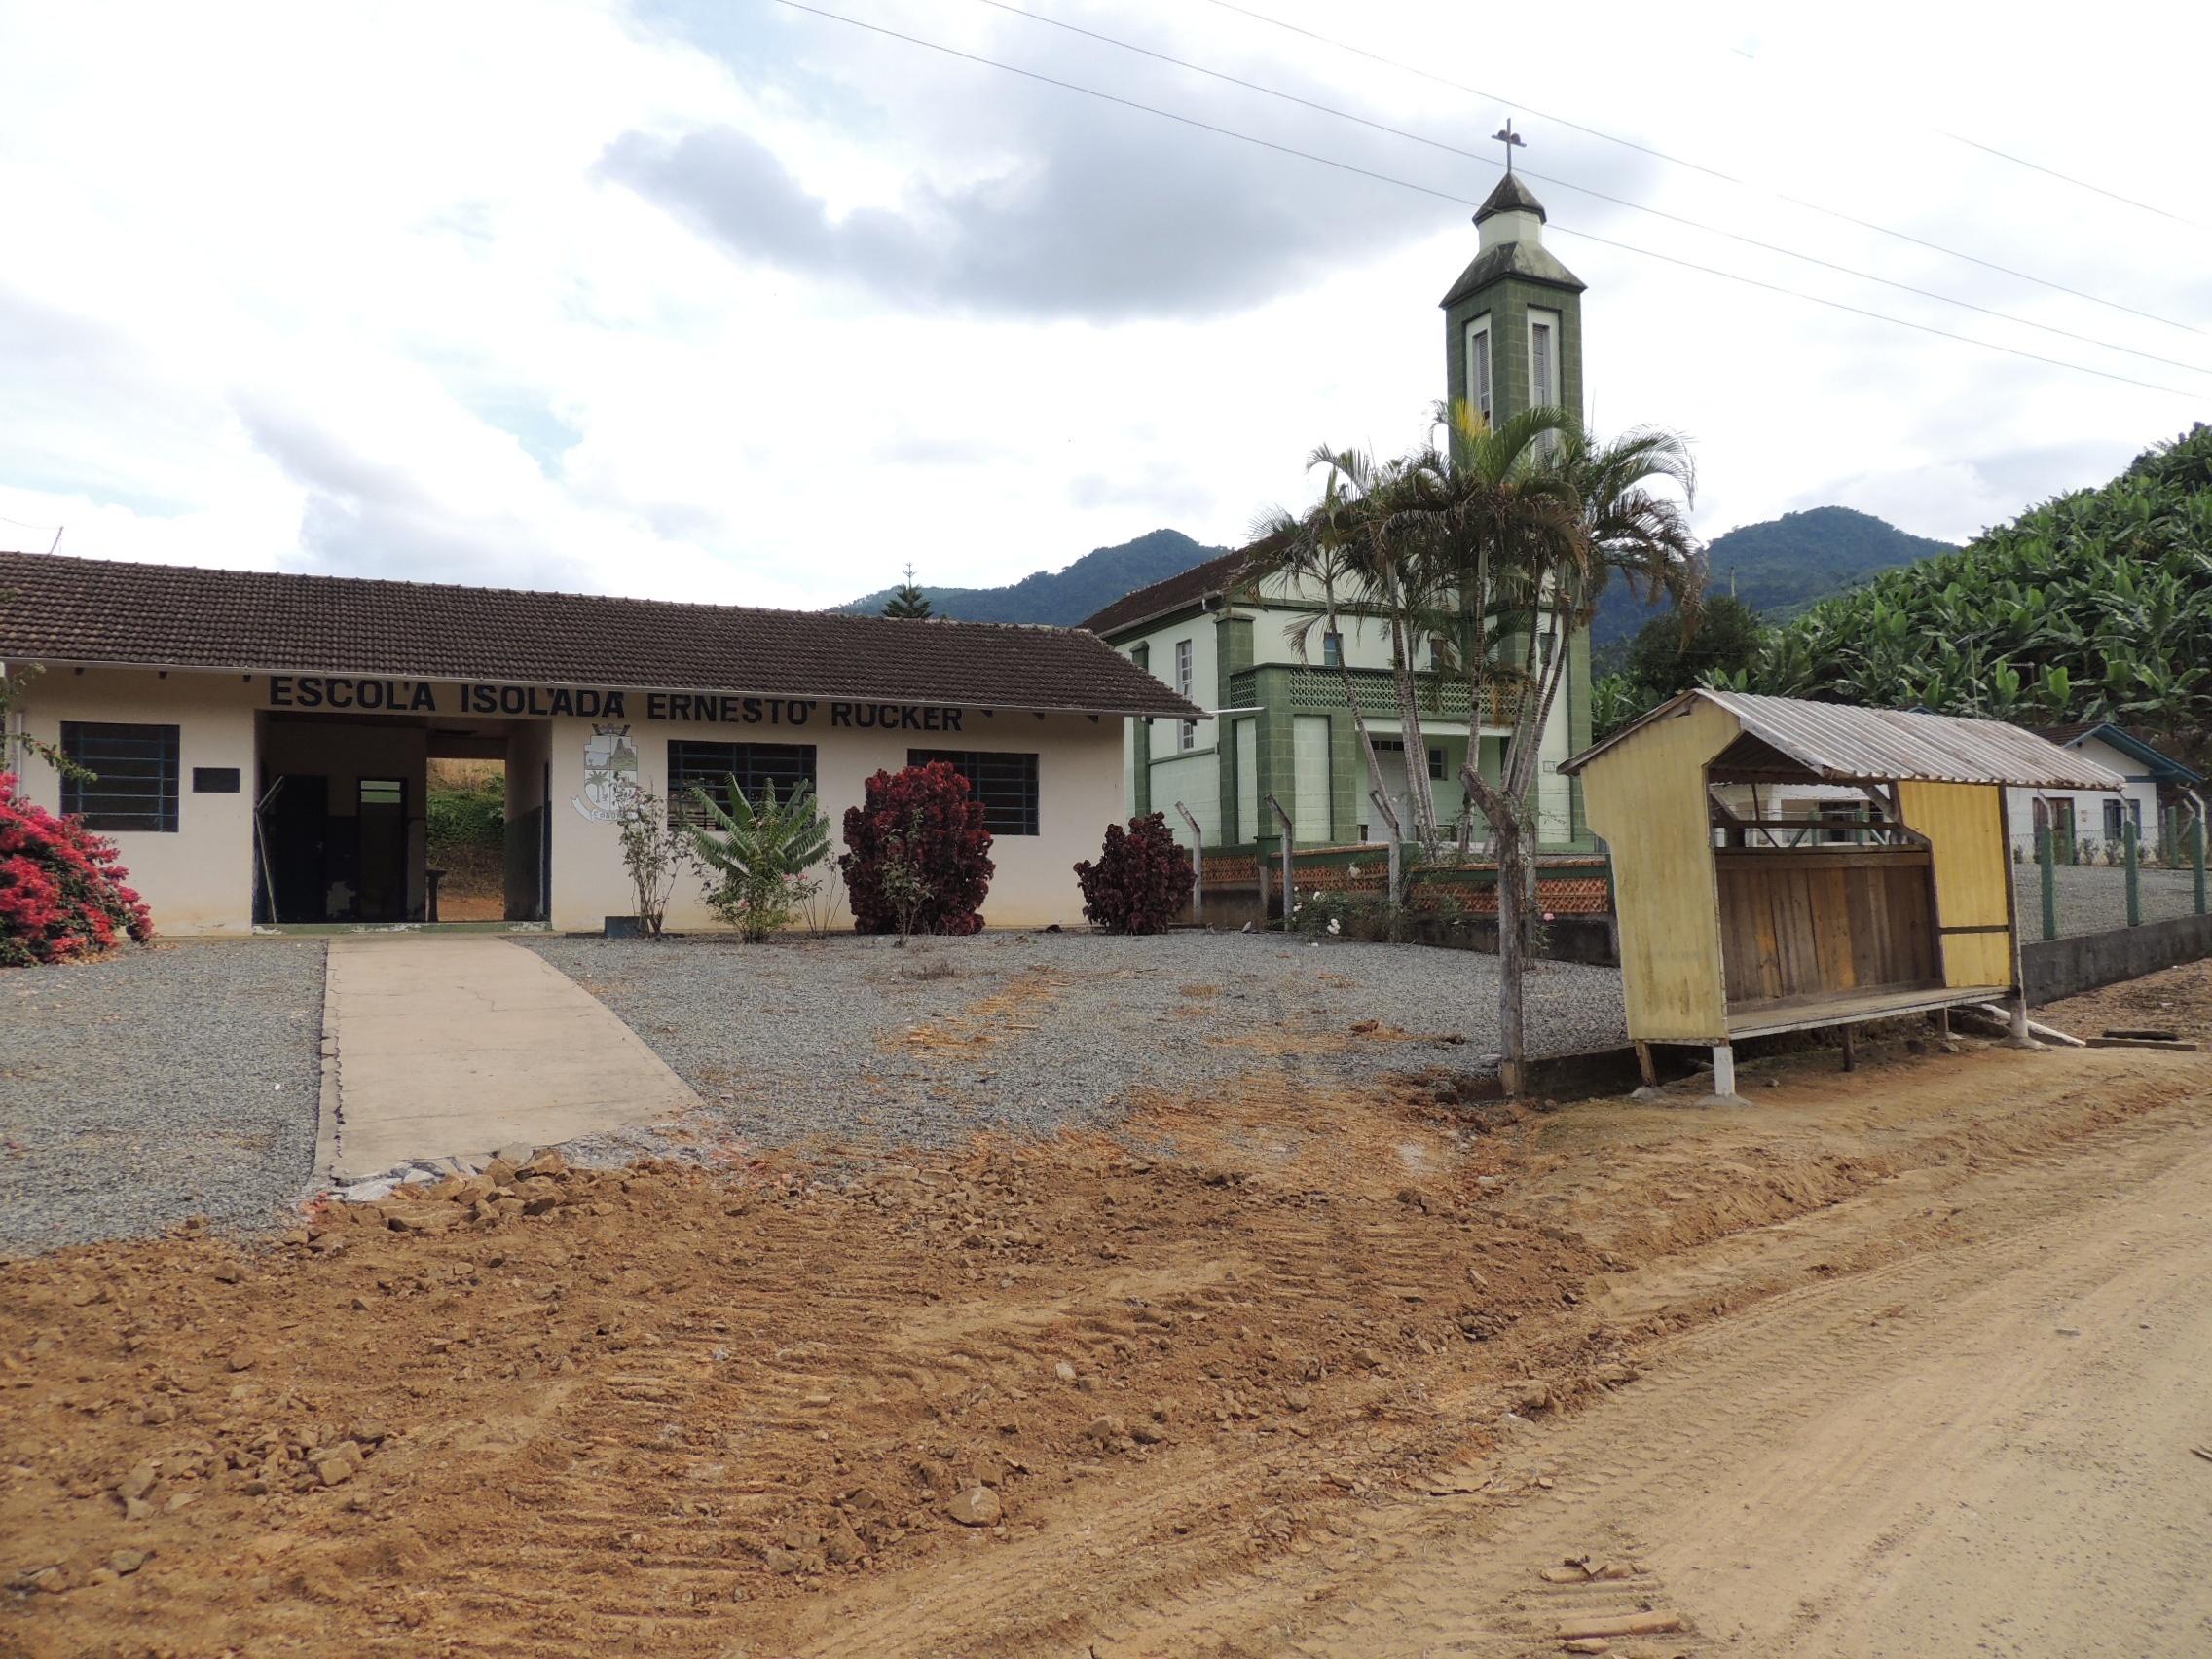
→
(840, 761, 994, 936)
(882, 564, 935, 620)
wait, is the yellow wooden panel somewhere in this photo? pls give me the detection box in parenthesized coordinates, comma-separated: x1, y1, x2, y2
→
(1582, 697, 1738, 1042)
(1897, 780, 2015, 988)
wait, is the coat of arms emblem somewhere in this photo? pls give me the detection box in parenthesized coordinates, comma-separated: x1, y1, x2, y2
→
(571, 723, 639, 823)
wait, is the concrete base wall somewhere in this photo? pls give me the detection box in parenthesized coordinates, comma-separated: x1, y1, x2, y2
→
(2023, 912, 2212, 1006)
(1335, 908, 1620, 967)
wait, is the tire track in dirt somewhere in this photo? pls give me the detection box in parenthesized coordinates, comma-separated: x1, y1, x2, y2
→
(1082, 1087, 2212, 1658)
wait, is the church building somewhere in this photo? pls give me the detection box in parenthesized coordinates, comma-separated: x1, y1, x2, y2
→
(1085, 169, 1595, 854)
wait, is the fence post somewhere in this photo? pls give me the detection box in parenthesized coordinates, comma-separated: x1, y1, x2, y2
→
(2195, 806, 2207, 915)
(1265, 793, 1296, 929)
(1173, 801, 1204, 928)
(2124, 816, 2142, 928)
(2038, 823, 2057, 941)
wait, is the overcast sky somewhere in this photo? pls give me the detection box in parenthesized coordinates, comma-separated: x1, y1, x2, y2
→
(2, 1, 2206, 608)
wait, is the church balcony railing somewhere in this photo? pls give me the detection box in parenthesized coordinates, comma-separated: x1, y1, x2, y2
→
(1227, 666, 1521, 725)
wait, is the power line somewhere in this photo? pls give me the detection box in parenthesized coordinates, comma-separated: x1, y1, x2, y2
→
(1934, 129, 2212, 234)
(967, 0, 2212, 380)
(759, 0, 2201, 401)
(1196, 0, 2205, 337)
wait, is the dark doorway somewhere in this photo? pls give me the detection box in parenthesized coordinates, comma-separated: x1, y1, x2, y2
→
(357, 778, 408, 922)
(259, 774, 328, 924)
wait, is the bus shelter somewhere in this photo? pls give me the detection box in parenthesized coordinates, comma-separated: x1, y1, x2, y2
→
(1560, 690, 2123, 1101)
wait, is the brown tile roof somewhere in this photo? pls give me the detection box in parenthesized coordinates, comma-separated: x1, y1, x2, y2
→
(1080, 542, 1273, 639)
(0, 551, 1205, 719)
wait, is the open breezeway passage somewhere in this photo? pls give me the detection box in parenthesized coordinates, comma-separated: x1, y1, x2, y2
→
(321, 935, 699, 1183)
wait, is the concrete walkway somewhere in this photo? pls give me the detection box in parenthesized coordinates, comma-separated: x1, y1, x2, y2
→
(319, 935, 699, 1182)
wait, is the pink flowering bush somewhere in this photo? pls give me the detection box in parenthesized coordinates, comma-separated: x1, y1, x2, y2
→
(0, 772, 155, 966)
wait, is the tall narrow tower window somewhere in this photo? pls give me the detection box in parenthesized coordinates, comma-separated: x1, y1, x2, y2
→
(1175, 638, 1197, 751)
(1464, 319, 1493, 428)
(1529, 310, 1561, 408)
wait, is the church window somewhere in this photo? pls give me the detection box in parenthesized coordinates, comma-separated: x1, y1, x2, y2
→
(1464, 319, 1493, 427)
(1529, 310, 1561, 408)
(1175, 638, 1197, 751)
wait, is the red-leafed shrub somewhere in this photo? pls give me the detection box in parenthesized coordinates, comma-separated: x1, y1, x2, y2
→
(1075, 813, 1195, 935)
(840, 761, 995, 937)
(0, 772, 155, 967)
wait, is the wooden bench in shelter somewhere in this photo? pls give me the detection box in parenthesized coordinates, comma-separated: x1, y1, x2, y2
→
(1560, 690, 2124, 1101)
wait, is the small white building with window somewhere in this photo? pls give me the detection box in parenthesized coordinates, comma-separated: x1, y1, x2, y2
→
(0, 551, 1201, 934)
(2005, 721, 2200, 861)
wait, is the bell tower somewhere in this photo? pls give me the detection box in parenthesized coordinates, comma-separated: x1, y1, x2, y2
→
(1439, 166, 1586, 430)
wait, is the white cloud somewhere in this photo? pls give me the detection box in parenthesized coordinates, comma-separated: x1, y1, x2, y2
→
(0, 0, 2204, 610)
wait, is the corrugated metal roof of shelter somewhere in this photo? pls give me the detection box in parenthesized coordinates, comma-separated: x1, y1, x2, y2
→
(1561, 689, 2126, 792)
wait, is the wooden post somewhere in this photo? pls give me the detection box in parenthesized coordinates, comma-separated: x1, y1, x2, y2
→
(1634, 1040, 1658, 1088)
(1840, 1023, 1857, 1072)
(2038, 823, 2057, 940)
(1174, 801, 1205, 928)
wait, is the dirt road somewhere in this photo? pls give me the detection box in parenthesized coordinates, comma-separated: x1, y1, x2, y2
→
(7, 964, 2212, 1658)
(1083, 1066, 2212, 1657)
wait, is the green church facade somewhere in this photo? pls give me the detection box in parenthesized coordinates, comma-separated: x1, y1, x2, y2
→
(1082, 169, 1597, 859)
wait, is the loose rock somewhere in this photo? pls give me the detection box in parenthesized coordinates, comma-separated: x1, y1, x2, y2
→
(944, 1486, 1001, 1527)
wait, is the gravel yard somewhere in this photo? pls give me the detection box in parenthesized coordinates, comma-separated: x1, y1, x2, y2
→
(523, 931, 1628, 1154)
(0, 940, 326, 1253)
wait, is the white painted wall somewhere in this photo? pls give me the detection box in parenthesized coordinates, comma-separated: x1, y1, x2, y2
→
(15, 668, 259, 935)
(547, 707, 1124, 932)
(15, 669, 1130, 935)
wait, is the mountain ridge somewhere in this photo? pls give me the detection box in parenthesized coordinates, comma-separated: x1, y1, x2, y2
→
(833, 529, 1228, 627)
(831, 508, 1952, 637)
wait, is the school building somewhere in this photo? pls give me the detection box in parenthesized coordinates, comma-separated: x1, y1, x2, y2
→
(0, 551, 1201, 935)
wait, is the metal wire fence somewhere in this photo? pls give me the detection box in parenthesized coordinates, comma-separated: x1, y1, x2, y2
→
(2014, 823, 2210, 940)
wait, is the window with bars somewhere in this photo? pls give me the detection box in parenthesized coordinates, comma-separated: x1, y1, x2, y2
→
(666, 741, 818, 826)
(60, 722, 179, 831)
(909, 749, 1040, 836)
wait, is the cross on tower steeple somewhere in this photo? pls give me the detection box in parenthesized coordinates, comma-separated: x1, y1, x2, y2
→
(1492, 119, 1526, 174)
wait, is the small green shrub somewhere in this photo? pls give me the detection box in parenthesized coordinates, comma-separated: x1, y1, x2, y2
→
(426, 773, 504, 847)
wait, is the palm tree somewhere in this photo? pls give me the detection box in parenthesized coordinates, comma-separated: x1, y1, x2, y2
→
(1254, 445, 1445, 851)
(1408, 402, 1702, 1090)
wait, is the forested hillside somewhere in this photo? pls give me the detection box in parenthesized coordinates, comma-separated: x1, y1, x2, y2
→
(1595, 505, 1950, 645)
(836, 529, 1223, 625)
(1755, 424, 2212, 759)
